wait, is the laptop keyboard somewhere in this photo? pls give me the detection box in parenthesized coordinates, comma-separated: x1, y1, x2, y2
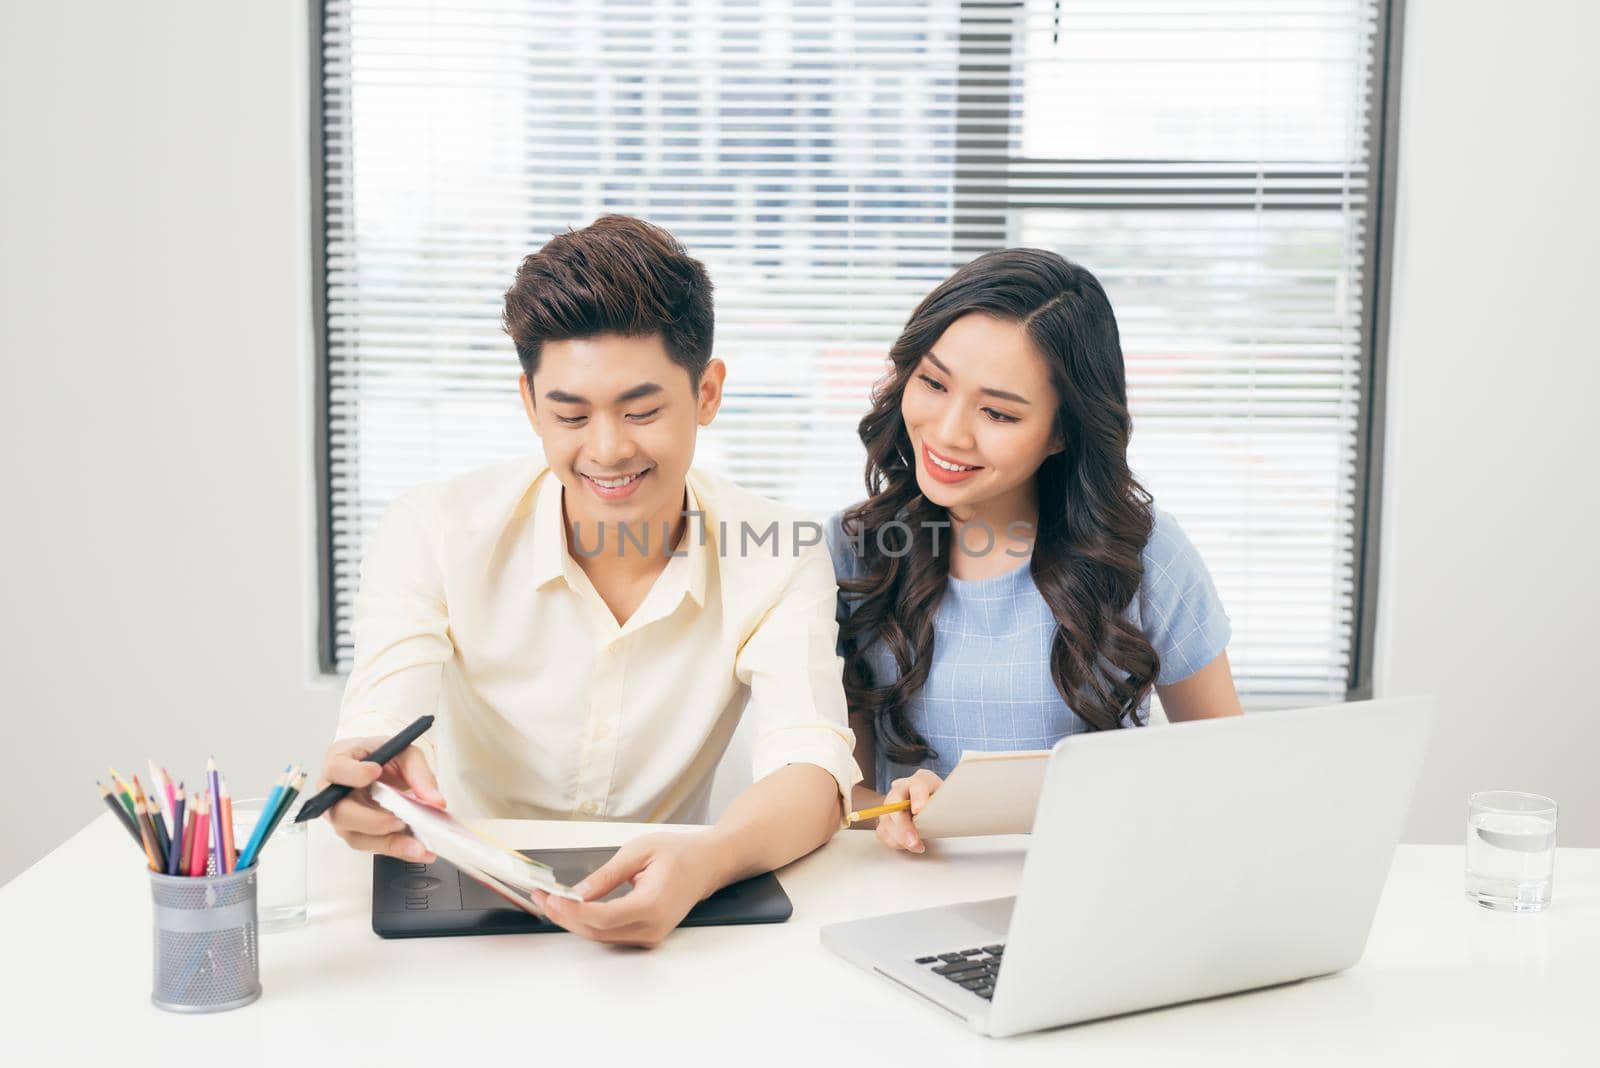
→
(913, 944, 1004, 1000)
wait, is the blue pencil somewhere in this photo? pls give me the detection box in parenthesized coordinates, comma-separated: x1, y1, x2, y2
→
(207, 756, 225, 876)
(235, 765, 292, 871)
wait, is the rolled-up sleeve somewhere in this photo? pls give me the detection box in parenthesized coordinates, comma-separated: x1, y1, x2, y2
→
(734, 543, 863, 825)
(334, 493, 452, 771)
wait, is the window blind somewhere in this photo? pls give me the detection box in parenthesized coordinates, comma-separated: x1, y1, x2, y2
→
(320, 0, 1384, 703)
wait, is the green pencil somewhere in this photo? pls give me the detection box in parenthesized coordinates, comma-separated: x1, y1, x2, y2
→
(97, 781, 144, 851)
(106, 767, 138, 821)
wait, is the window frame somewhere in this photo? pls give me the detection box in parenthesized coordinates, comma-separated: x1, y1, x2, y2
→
(1349, 0, 1406, 700)
(310, 0, 336, 676)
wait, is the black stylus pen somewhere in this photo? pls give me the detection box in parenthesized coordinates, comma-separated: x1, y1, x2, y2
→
(294, 714, 436, 823)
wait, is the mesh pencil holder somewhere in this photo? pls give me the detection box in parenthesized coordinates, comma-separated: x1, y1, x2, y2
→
(148, 865, 261, 1013)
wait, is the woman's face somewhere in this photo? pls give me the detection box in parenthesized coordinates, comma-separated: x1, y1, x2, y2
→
(899, 312, 1062, 522)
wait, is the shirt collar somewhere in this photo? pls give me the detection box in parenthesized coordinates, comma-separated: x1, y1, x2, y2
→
(529, 467, 709, 608)
(529, 469, 570, 591)
(681, 473, 708, 607)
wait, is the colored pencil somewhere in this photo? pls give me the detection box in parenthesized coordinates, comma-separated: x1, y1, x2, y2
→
(207, 756, 224, 877)
(148, 760, 173, 834)
(248, 768, 306, 867)
(161, 769, 177, 834)
(98, 781, 143, 850)
(132, 796, 156, 869)
(107, 768, 137, 821)
(184, 794, 201, 877)
(146, 794, 171, 869)
(219, 779, 237, 873)
(149, 797, 171, 871)
(132, 798, 160, 872)
(131, 773, 147, 820)
(133, 789, 158, 869)
(166, 788, 188, 876)
(236, 766, 292, 871)
(847, 799, 912, 823)
(188, 793, 210, 877)
(176, 808, 196, 877)
(134, 774, 166, 869)
(261, 769, 306, 847)
(169, 806, 185, 877)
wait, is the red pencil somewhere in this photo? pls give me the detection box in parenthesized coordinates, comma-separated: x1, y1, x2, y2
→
(187, 794, 210, 877)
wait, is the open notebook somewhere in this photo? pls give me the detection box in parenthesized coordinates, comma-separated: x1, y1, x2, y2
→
(910, 749, 1051, 839)
(370, 781, 586, 916)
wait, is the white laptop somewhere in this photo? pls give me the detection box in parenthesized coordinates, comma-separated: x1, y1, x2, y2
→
(820, 697, 1434, 1037)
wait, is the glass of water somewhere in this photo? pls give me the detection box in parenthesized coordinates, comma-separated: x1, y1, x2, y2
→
(1465, 790, 1557, 912)
(231, 797, 308, 931)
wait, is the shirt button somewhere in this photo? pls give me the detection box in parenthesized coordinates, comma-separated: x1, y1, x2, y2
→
(578, 800, 601, 816)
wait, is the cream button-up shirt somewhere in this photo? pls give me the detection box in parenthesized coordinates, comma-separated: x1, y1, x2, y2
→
(334, 457, 861, 825)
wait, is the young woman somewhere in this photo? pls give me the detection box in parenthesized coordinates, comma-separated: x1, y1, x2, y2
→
(828, 248, 1242, 854)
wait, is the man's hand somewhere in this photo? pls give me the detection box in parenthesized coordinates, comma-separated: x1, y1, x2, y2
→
(531, 831, 723, 948)
(876, 768, 944, 855)
(317, 736, 447, 862)
(532, 764, 841, 948)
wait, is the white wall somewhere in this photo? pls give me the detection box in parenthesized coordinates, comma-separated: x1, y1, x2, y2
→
(4, 0, 1598, 886)
(0, 1, 341, 886)
(1376, 0, 1600, 845)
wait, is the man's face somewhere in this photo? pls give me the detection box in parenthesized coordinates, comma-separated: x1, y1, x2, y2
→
(521, 334, 724, 536)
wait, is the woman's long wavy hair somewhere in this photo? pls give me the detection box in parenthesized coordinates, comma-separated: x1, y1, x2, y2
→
(840, 248, 1159, 766)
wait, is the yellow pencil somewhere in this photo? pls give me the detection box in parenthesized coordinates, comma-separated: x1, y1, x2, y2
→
(847, 799, 912, 823)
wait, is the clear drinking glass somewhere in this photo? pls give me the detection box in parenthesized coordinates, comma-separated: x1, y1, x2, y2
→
(1465, 790, 1557, 912)
(231, 797, 308, 931)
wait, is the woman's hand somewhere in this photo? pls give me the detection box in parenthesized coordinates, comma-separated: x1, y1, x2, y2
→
(875, 769, 944, 855)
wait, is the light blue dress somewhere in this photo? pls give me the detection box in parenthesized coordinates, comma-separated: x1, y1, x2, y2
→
(827, 509, 1232, 791)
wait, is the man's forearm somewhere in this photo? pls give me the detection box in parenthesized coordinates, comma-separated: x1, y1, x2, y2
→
(701, 763, 842, 891)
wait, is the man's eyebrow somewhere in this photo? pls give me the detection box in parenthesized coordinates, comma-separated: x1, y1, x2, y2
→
(923, 350, 1032, 405)
(542, 382, 664, 405)
(615, 382, 664, 404)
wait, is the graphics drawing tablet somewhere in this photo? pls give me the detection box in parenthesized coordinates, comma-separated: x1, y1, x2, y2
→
(372, 846, 794, 938)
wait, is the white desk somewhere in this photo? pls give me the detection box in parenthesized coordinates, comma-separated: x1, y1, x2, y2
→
(4, 814, 1597, 1065)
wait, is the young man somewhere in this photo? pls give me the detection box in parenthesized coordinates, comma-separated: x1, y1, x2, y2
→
(315, 215, 860, 947)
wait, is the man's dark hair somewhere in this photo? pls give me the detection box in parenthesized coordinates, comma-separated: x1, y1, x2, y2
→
(503, 214, 714, 384)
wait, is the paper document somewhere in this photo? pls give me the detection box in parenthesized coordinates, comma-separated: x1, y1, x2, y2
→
(370, 781, 586, 914)
(911, 749, 1051, 839)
